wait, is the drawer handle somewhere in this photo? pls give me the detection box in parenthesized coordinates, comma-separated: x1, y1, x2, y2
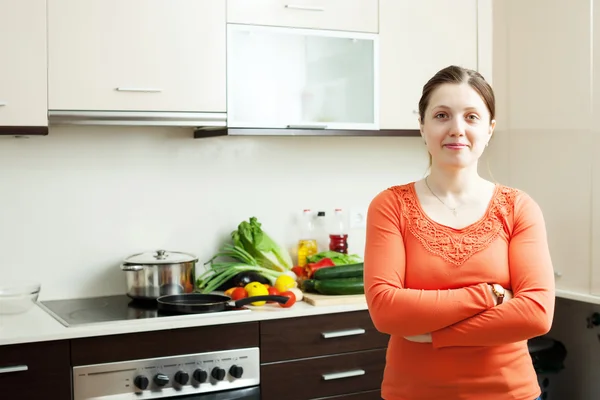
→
(115, 87, 162, 93)
(0, 365, 28, 374)
(322, 369, 365, 381)
(0, 102, 6, 107)
(287, 124, 327, 130)
(321, 328, 366, 339)
(285, 4, 325, 12)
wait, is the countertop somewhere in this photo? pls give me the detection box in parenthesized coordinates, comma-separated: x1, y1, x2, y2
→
(0, 299, 369, 347)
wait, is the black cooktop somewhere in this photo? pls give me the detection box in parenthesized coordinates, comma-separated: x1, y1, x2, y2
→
(39, 295, 250, 327)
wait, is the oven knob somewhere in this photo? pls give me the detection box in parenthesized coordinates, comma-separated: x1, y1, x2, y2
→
(193, 369, 208, 383)
(153, 373, 170, 387)
(175, 371, 189, 385)
(134, 375, 149, 390)
(211, 367, 226, 381)
(229, 365, 244, 379)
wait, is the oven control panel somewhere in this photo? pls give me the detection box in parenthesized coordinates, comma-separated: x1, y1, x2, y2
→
(73, 347, 260, 399)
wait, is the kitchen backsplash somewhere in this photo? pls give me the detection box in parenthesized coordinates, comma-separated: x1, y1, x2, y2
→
(0, 126, 427, 300)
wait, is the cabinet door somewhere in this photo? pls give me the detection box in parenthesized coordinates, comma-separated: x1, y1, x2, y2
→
(48, 0, 226, 113)
(591, 2, 600, 297)
(379, 0, 478, 130)
(227, 0, 378, 33)
(0, 0, 47, 127)
(227, 24, 377, 130)
(0, 340, 71, 399)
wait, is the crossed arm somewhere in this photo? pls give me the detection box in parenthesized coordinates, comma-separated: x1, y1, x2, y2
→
(364, 190, 555, 347)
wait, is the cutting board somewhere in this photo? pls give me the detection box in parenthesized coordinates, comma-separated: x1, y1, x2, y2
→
(302, 292, 367, 306)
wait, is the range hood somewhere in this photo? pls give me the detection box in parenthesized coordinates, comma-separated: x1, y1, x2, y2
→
(48, 110, 227, 129)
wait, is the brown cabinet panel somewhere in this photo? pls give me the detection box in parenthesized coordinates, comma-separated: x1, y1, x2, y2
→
(260, 311, 389, 362)
(323, 389, 383, 399)
(0, 340, 71, 400)
(261, 348, 386, 400)
(71, 322, 259, 365)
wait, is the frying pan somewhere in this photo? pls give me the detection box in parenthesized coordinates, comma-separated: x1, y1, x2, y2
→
(156, 293, 292, 314)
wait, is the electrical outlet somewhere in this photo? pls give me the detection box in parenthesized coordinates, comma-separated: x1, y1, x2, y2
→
(350, 208, 368, 229)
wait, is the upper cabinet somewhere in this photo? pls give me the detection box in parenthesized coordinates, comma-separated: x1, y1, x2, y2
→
(227, 24, 378, 130)
(48, 0, 226, 122)
(0, 0, 48, 131)
(379, 0, 479, 130)
(227, 0, 378, 33)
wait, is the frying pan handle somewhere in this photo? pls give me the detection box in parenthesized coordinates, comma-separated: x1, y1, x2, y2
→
(234, 295, 292, 307)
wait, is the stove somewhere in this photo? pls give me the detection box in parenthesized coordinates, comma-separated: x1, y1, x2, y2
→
(39, 294, 251, 327)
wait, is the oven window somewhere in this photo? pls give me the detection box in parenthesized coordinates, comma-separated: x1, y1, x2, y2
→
(174, 386, 260, 400)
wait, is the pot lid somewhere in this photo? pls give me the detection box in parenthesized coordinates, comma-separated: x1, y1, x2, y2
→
(123, 249, 198, 265)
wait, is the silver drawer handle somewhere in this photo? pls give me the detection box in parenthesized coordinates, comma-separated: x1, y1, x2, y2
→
(115, 87, 162, 93)
(0, 102, 6, 107)
(285, 4, 325, 11)
(287, 124, 327, 130)
(321, 328, 366, 339)
(0, 365, 28, 374)
(322, 369, 365, 381)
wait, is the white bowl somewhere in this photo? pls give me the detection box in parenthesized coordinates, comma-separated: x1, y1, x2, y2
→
(0, 282, 41, 315)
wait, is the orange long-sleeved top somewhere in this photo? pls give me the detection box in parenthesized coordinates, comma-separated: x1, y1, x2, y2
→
(364, 182, 555, 400)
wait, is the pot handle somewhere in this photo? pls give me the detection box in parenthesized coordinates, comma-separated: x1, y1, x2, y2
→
(233, 295, 291, 307)
(120, 264, 145, 272)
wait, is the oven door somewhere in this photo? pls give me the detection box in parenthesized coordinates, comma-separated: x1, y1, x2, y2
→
(172, 386, 260, 400)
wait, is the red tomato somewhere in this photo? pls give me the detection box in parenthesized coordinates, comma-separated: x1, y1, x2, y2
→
(266, 286, 280, 303)
(278, 291, 297, 308)
(230, 287, 248, 301)
(291, 266, 305, 278)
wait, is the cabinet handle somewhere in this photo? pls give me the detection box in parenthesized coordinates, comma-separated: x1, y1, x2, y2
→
(0, 102, 6, 106)
(322, 369, 365, 381)
(0, 365, 28, 374)
(554, 270, 563, 278)
(287, 124, 327, 129)
(115, 87, 162, 93)
(321, 328, 366, 339)
(285, 4, 325, 11)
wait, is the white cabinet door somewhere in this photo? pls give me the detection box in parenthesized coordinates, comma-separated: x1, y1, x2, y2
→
(379, 0, 478, 130)
(590, 1, 600, 298)
(0, 0, 47, 127)
(227, 0, 378, 33)
(48, 0, 226, 113)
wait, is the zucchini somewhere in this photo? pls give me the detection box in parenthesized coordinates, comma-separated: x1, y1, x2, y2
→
(312, 262, 364, 280)
(302, 277, 365, 295)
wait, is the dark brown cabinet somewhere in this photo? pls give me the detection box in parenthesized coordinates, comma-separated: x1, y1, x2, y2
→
(0, 340, 71, 400)
(260, 310, 389, 400)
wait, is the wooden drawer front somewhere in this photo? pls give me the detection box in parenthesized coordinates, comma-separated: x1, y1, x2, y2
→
(261, 348, 385, 400)
(227, 0, 378, 33)
(0, 340, 71, 399)
(72, 322, 259, 365)
(260, 311, 389, 362)
(325, 390, 382, 399)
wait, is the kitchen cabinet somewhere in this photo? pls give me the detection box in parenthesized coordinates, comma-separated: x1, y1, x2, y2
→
(492, 0, 593, 300)
(227, 0, 378, 33)
(259, 310, 389, 400)
(378, 0, 479, 130)
(227, 24, 378, 130)
(0, 340, 71, 400)
(48, 0, 226, 115)
(0, 0, 48, 134)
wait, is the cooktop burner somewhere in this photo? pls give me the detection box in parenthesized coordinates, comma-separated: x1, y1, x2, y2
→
(39, 295, 251, 327)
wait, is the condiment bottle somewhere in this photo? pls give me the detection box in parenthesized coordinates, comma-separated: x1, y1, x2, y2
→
(297, 209, 318, 267)
(329, 208, 348, 254)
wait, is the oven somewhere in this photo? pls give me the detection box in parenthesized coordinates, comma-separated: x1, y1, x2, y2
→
(72, 347, 261, 400)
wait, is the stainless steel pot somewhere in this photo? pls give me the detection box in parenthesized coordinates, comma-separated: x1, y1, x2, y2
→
(120, 249, 198, 301)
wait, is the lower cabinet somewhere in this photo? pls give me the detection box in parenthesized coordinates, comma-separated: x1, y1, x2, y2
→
(0, 340, 71, 400)
(260, 310, 389, 400)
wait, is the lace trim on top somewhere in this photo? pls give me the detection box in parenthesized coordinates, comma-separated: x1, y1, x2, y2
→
(390, 183, 518, 266)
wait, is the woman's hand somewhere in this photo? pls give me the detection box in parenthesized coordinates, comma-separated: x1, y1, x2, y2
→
(487, 284, 514, 305)
(404, 333, 432, 343)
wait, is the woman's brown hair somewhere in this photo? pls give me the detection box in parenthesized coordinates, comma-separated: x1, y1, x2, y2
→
(418, 65, 495, 124)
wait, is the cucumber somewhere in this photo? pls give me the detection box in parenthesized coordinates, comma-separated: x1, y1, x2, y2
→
(312, 262, 364, 280)
(302, 277, 365, 295)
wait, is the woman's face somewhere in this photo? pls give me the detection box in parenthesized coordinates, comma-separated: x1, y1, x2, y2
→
(420, 82, 495, 169)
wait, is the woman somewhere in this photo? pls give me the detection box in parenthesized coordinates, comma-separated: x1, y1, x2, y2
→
(364, 65, 555, 400)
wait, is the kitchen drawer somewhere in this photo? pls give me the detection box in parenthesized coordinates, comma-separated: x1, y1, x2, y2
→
(226, 0, 378, 33)
(72, 322, 259, 365)
(323, 390, 382, 399)
(0, 340, 71, 399)
(261, 348, 385, 400)
(260, 310, 389, 362)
